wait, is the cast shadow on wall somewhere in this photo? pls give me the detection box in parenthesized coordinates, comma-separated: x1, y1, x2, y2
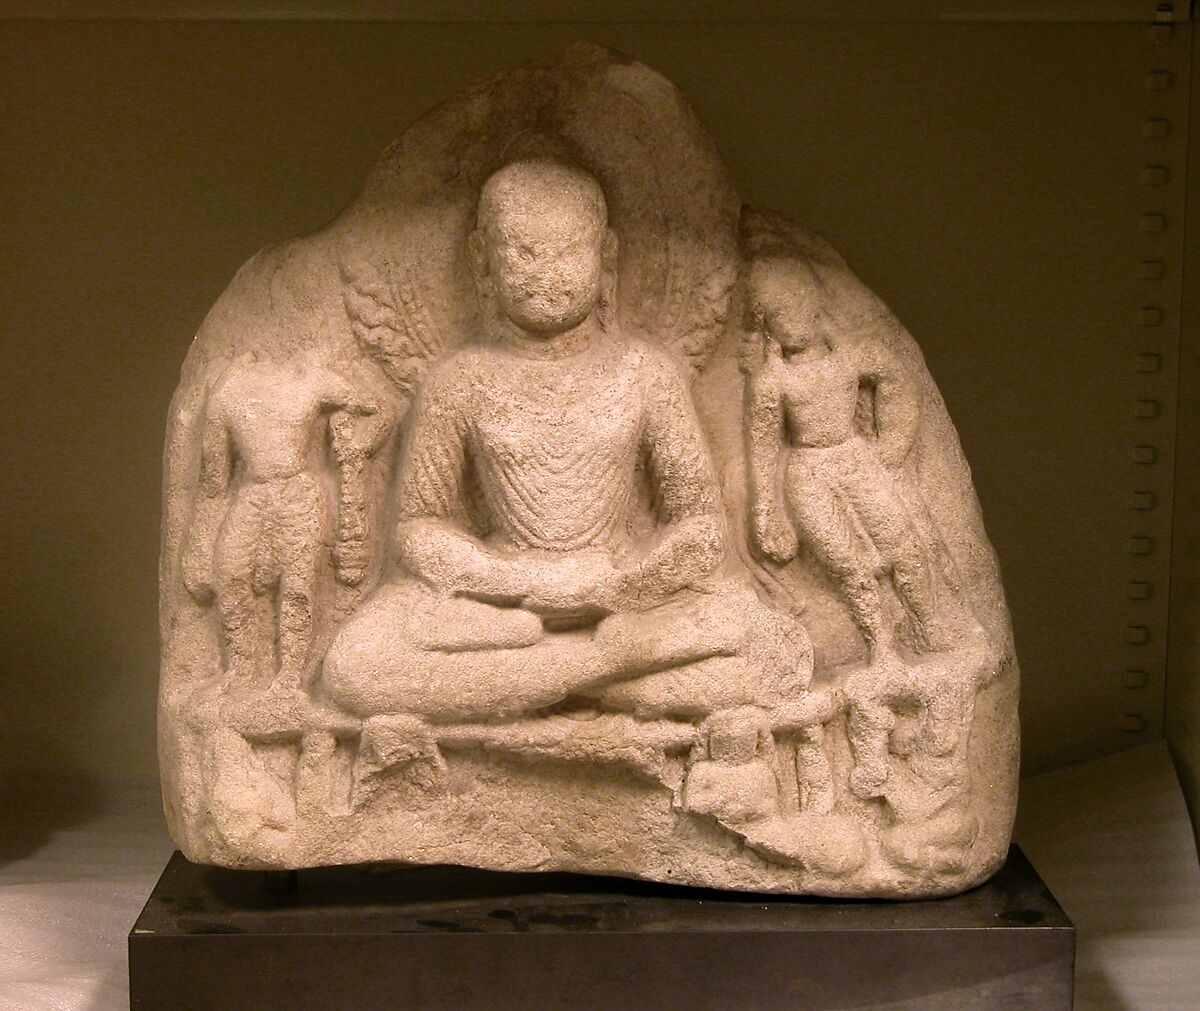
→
(0, 731, 105, 866)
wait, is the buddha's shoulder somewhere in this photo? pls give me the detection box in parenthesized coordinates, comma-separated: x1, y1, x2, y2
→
(418, 346, 493, 392)
(418, 337, 687, 386)
(611, 335, 690, 384)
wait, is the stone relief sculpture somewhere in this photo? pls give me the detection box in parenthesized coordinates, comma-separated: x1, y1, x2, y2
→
(160, 46, 1019, 896)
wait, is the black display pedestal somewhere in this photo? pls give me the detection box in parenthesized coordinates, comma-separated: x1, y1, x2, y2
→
(129, 846, 1073, 1010)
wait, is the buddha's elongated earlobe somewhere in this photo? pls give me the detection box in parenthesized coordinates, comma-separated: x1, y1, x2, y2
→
(467, 228, 488, 285)
(595, 227, 619, 331)
(602, 227, 618, 263)
(468, 228, 504, 338)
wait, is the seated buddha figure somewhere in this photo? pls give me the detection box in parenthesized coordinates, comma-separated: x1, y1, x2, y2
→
(320, 158, 809, 730)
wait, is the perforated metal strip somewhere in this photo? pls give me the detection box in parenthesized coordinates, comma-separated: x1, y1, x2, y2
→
(1123, 1, 1189, 739)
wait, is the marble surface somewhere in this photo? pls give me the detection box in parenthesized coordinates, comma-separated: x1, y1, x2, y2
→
(0, 741, 1196, 1009)
(1014, 742, 1200, 1009)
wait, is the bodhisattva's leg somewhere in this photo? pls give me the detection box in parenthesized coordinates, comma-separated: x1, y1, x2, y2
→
(784, 473, 887, 651)
(843, 466, 943, 652)
(785, 470, 899, 796)
(922, 693, 974, 756)
(321, 583, 735, 721)
(795, 724, 836, 814)
(214, 491, 266, 681)
(844, 689, 895, 798)
(276, 478, 326, 688)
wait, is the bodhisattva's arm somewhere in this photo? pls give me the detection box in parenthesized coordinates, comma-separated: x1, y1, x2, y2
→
(182, 392, 232, 602)
(745, 339, 798, 565)
(615, 352, 725, 605)
(393, 363, 537, 602)
(857, 337, 921, 469)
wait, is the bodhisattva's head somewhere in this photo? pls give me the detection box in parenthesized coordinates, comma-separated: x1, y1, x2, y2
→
(746, 255, 829, 357)
(471, 159, 618, 338)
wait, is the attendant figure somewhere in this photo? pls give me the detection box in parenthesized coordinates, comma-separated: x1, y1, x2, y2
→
(742, 253, 962, 796)
(182, 349, 393, 688)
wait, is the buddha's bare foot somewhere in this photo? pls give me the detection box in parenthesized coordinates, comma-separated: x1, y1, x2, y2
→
(596, 607, 735, 676)
(422, 596, 544, 652)
(685, 757, 779, 827)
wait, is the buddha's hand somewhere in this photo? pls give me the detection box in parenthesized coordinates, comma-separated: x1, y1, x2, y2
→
(521, 549, 625, 617)
(751, 509, 799, 566)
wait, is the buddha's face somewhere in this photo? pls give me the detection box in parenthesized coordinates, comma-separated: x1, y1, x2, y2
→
(474, 160, 613, 336)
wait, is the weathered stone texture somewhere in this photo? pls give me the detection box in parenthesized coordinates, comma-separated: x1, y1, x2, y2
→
(160, 45, 1019, 897)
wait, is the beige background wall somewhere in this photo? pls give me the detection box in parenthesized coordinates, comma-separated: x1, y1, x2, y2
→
(2, 10, 1192, 800)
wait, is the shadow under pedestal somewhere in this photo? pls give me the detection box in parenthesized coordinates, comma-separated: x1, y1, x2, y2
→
(128, 845, 1073, 1010)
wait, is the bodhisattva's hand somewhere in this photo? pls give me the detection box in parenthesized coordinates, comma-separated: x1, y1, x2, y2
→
(181, 535, 215, 603)
(520, 549, 627, 617)
(752, 509, 799, 566)
(876, 435, 910, 472)
(330, 411, 368, 466)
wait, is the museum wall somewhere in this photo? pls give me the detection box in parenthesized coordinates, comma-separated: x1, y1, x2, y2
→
(2, 11, 1193, 807)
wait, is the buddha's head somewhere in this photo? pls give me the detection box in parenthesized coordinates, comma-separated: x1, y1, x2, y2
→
(471, 158, 617, 337)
